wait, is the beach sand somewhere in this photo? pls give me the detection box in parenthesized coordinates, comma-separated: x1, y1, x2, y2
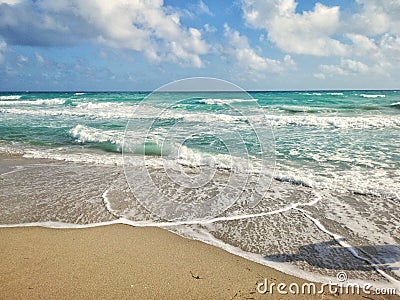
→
(0, 225, 398, 299)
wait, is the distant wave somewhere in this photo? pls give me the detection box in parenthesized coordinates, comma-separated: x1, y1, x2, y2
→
(303, 92, 322, 96)
(360, 94, 386, 98)
(303, 92, 343, 96)
(75, 101, 127, 109)
(2, 105, 400, 129)
(0, 95, 22, 100)
(197, 98, 256, 105)
(0, 98, 66, 106)
(277, 105, 336, 114)
(326, 92, 344, 96)
(266, 115, 400, 128)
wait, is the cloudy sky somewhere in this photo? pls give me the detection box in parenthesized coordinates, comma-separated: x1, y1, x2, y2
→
(0, 0, 399, 91)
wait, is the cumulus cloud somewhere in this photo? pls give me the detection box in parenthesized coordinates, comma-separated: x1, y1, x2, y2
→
(241, 0, 400, 82)
(191, 0, 213, 16)
(351, 0, 400, 36)
(35, 52, 45, 64)
(223, 24, 295, 76)
(316, 58, 369, 79)
(203, 24, 217, 33)
(0, 0, 209, 67)
(241, 0, 347, 56)
(0, 40, 6, 64)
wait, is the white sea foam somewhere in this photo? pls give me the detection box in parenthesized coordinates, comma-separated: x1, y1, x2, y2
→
(360, 94, 386, 98)
(0, 95, 22, 100)
(0, 98, 66, 106)
(275, 162, 399, 201)
(326, 92, 344, 95)
(198, 98, 256, 105)
(303, 92, 322, 96)
(265, 115, 400, 128)
(296, 208, 400, 287)
(2, 104, 400, 129)
(15, 140, 398, 203)
(23, 148, 123, 165)
(75, 101, 128, 110)
(102, 188, 121, 218)
(69, 124, 123, 145)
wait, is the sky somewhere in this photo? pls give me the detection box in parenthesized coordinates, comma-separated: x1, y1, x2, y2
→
(0, 0, 399, 91)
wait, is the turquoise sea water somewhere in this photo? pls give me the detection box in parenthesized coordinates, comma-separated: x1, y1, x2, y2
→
(0, 90, 399, 287)
(0, 91, 399, 195)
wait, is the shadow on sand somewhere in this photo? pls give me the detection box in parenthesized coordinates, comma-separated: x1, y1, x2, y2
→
(264, 239, 400, 272)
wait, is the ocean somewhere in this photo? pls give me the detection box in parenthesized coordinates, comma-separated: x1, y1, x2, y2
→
(0, 86, 399, 288)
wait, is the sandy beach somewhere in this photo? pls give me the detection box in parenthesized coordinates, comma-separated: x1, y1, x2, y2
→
(0, 224, 398, 300)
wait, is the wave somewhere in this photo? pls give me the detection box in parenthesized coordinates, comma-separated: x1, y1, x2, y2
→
(0, 98, 67, 106)
(75, 101, 128, 110)
(303, 92, 343, 96)
(360, 94, 386, 98)
(390, 102, 400, 109)
(277, 105, 335, 114)
(2, 105, 400, 129)
(274, 163, 399, 202)
(0, 95, 22, 100)
(69, 124, 122, 145)
(326, 92, 343, 96)
(23, 148, 124, 165)
(303, 92, 322, 96)
(266, 115, 400, 128)
(2, 139, 397, 202)
(197, 98, 256, 105)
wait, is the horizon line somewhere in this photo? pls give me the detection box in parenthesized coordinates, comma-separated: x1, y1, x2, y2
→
(0, 89, 399, 93)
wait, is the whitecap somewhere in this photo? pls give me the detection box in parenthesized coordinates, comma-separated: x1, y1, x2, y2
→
(0, 98, 66, 106)
(69, 124, 123, 145)
(0, 95, 22, 100)
(360, 94, 386, 98)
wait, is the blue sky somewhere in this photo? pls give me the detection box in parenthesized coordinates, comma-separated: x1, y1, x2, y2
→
(0, 0, 399, 91)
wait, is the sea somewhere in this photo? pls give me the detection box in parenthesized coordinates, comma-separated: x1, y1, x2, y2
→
(0, 86, 399, 289)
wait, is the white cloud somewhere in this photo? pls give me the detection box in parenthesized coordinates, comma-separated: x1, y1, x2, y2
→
(18, 55, 28, 62)
(203, 24, 217, 33)
(317, 58, 369, 78)
(223, 24, 295, 76)
(241, 0, 347, 56)
(242, 0, 400, 83)
(346, 33, 400, 73)
(0, 0, 210, 67)
(35, 52, 45, 64)
(194, 0, 213, 16)
(346, 33, 378, 56)
(339, 2, 400, 79)
(351, 0, 400, 36)
(0, 0, 22, 4)
(0, 40, 6, 64)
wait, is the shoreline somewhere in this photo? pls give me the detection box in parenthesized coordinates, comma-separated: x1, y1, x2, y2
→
(1, 224, 399, 299)
(1, 155, 399, 298)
